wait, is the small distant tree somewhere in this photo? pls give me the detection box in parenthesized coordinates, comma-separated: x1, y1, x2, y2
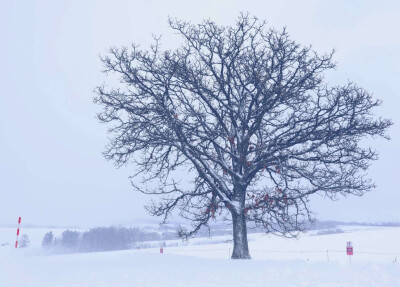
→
(95, 14, 391, 259)
(19, 234, 30, 248)
(42, 231, 54, 248)
(52, 237, 60, 248)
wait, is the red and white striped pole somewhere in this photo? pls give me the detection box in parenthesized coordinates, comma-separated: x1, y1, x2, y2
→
(15, 217, 21, 248)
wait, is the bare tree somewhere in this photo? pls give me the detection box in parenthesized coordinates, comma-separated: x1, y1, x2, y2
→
(95, 14, 391, 259)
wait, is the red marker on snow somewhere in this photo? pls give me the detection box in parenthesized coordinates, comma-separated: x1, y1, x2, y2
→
(346, 242, 353, 255)
(347, 241, 353, 264)
(15, 217, 21, 248)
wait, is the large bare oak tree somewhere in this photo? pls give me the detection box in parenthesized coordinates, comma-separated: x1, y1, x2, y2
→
(95, 15, 391, 259)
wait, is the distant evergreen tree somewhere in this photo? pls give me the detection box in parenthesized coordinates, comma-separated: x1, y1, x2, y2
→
(80, 227, 135, 252)
(42, 231, 54, 248)
(60, 230, 80, 252)
(19, 234, 30, 248)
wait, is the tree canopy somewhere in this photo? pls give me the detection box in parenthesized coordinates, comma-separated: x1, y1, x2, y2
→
(95, 14, 391, 258)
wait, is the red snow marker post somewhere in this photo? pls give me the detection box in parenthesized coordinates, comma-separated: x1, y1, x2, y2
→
(15, 217, 21, 248)
(346, 241, 353, 263)
(160, 246, 163, 254)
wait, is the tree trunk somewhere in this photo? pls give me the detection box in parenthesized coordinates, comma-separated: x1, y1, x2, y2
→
(231, 211, 251, 259)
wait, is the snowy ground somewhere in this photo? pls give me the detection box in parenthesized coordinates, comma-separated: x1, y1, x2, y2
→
(1, 226, 400, 286)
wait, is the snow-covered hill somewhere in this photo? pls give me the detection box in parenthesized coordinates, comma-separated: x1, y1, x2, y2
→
(1, 226, 400, 286)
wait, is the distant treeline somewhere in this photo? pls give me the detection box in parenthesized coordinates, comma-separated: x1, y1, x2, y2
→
(42, 226, 178, 253)
(245, 220, 400, 233)
(39, 221, 400, 254)
(308, 221, 400, 229)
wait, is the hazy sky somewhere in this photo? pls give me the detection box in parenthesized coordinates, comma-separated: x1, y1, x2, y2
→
(1, 0, 399, 227)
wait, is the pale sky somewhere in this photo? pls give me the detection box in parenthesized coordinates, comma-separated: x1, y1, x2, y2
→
(1, 0, 399, 227)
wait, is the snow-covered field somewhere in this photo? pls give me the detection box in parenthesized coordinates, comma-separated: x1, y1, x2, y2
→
(1, 226, 400, 286)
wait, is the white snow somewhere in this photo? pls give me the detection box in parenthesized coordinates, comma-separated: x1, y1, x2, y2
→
(1, 226, 400, 286)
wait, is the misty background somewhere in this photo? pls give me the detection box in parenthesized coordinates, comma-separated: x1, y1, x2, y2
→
(1, 0, 399, 227)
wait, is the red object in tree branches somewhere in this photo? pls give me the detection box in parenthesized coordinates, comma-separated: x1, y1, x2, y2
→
(174, 114, 178, 119)
(227, 136, 236, 147)
(275, 165, 281, 173)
